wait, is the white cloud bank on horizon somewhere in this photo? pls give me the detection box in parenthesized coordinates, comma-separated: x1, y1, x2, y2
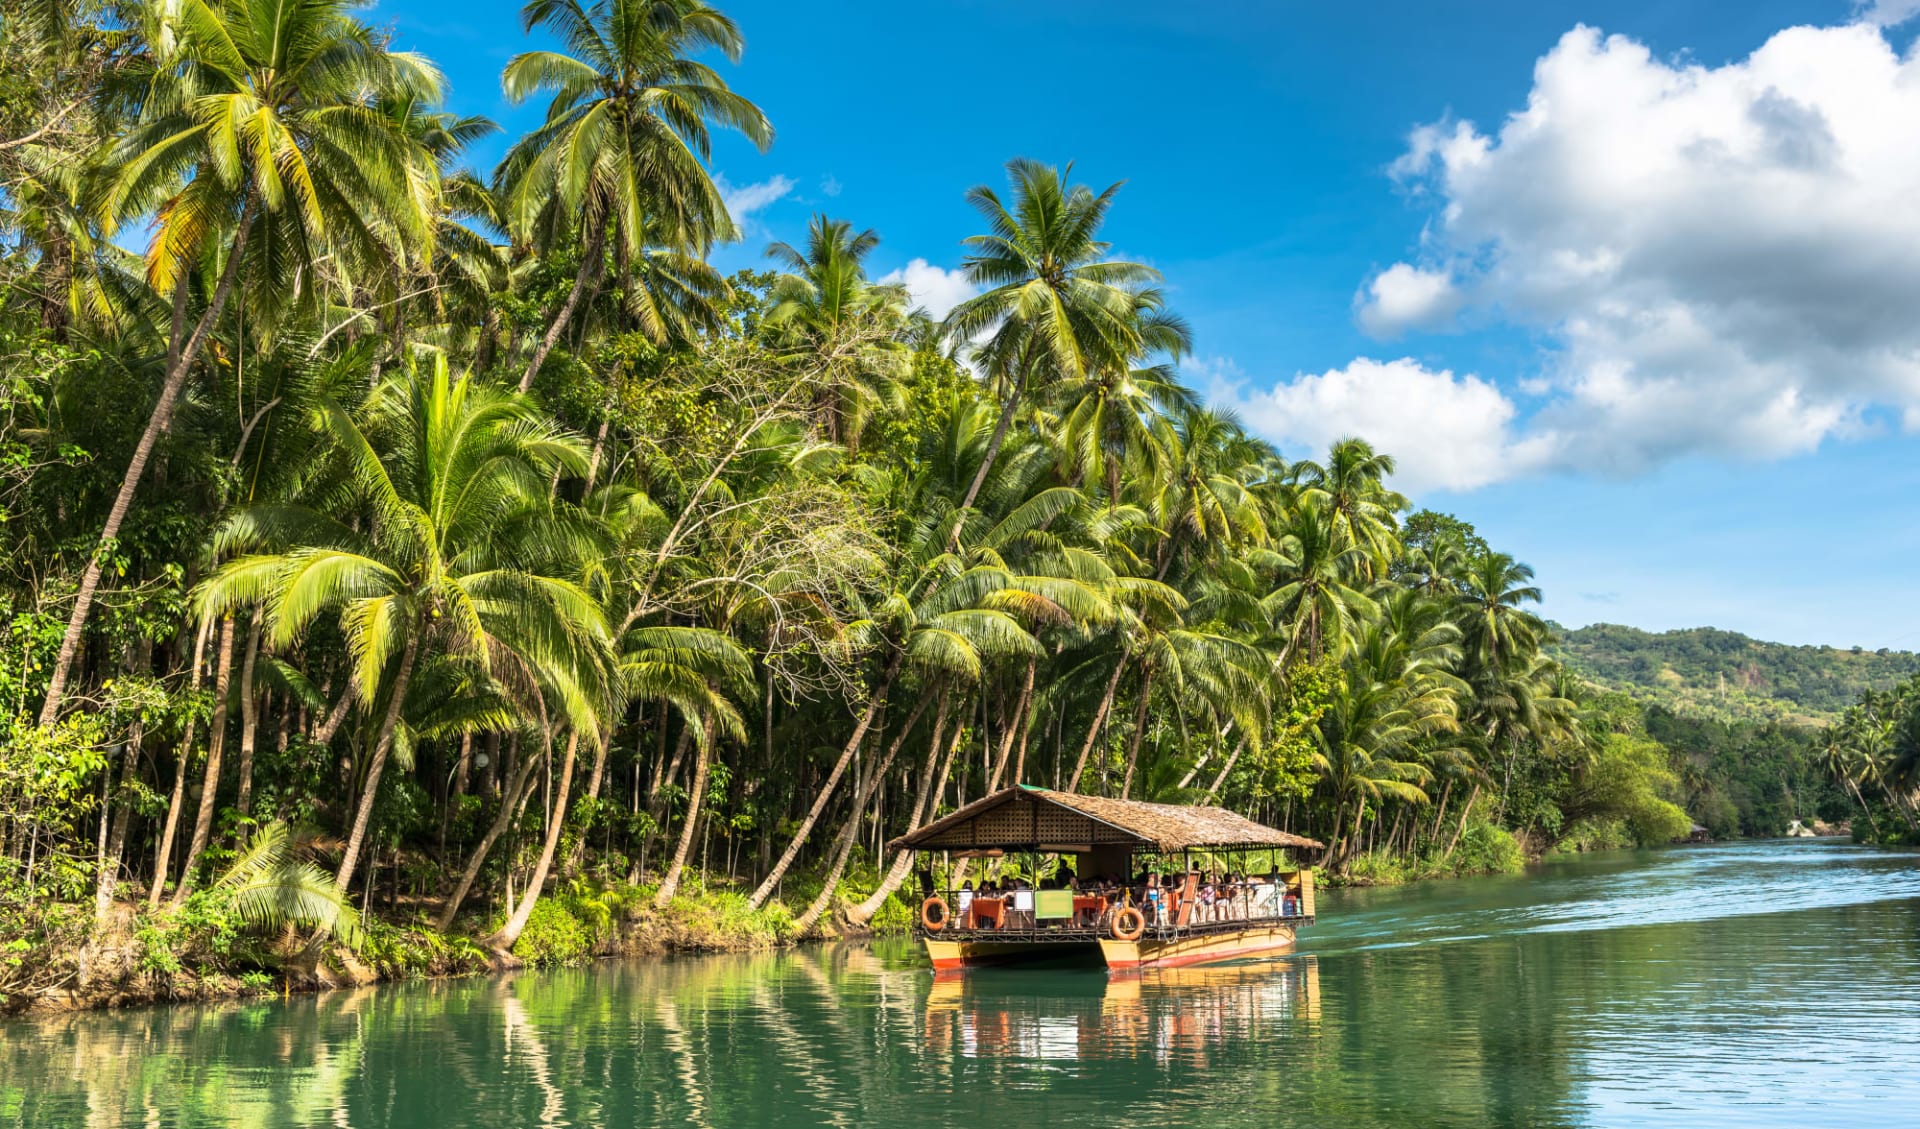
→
(879, 258, 976, 320)
(1345, 20, 1920, 482)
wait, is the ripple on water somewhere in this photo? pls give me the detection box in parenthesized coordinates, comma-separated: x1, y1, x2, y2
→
(4, 841, 1919, 1129)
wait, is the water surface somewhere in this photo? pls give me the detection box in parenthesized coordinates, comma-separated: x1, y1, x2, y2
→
(6, 840, 1918, 1127)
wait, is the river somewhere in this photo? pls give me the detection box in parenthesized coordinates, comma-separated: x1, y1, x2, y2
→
(6, 840, 1919, 1127)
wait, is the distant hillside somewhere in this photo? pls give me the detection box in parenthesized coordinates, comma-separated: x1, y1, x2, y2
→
(1548, 623, 1920, 725)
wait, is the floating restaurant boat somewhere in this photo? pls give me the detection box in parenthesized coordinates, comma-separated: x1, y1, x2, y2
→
(889, 785, 1322, 972)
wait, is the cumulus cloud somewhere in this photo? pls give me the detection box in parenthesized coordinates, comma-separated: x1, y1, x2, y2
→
(1379, 21, 1920, 476)
(1356, 263, 1465, 337)
(1205, 357, 1552, 494)
(718, 174, 795, 228)
(879, 258, 977, 321)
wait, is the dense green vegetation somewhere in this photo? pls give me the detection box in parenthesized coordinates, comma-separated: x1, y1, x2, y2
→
(1551, 623, 1920, 724)
(0, 0, 1712, 1009)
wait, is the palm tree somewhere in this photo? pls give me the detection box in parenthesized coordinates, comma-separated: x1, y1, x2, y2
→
(496, 0, 772, 390)
(1043, 358, 1195, 505)
(38, 0, 439, 726)
(1456, 549, 1545, 670)
(943, 159, 1163, 525)
(1144, 404, 1270, 582)
(1298, 438, 1407, 575)
(764, 215, 911, 451)
(198, 359, 611, 892)
(1259, 501, 1375, 664)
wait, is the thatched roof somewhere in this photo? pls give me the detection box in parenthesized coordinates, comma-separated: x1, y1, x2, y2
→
(886, 786, 1323, 854)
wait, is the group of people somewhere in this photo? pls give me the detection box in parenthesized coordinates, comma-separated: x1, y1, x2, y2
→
(943, 866, 1300, 931)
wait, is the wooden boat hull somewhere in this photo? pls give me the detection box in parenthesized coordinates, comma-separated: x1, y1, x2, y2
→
(923, 937, 1103, 970)
(1099, 922, 1297, 971)
(923, 922, 1298, 971)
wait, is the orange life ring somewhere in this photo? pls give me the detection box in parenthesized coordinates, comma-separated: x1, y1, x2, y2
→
(921, 896, 950, 931)
(1111, 906, 1146, 941)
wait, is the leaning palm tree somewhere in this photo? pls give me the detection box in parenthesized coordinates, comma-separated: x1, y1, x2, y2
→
(38, 0, 440, 726)
(197, 358, 611, 892)
(943, 159, 1164, 523)
(496, 0, 773, 389)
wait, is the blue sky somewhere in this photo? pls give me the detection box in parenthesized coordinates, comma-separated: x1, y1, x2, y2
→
(374, 0, 1920, 649)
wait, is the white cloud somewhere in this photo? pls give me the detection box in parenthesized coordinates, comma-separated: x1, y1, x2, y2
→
(1206, 357, 1552, 494)
(1382, 21, 1920, 476)
(1356, 263, 1465, 337)
(1856, 0, 1920, 27)
(820, 174, 842, 198)
(718, 174, 795, 228)
(879, 258, 977, 321)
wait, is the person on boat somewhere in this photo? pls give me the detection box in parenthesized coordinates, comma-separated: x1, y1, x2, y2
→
(957, 880, 975, 928)
(1198, 876, 1218, 923)
(1144, 873, 1164, 925)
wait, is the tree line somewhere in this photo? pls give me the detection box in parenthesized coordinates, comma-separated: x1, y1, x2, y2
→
(0, 0, 1695, 978)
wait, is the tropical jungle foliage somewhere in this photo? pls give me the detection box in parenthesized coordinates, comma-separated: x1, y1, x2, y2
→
(2, 0, 1836, 1006)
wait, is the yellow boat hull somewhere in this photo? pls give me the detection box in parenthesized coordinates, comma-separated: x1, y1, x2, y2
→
(1100, 923, 1298, 970)
(923, 922, 1297, 972)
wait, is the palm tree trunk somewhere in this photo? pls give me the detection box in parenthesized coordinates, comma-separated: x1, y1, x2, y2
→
(796, 708, 919, 934)
(92, 718, 145, 928)
(949, 370, 1026, 547)
(1066, 649, 1129, 792)
(234, 614, 263, 821)
(1201, 736, 1246, 805)
(37, 198, 258, 728)
(148, 619, 211, 909)
(653, 721, 712, 908)
(171, 614, 237, 905)
(1443, 784, 1481, 860)
(848, 692, 956, 926)
(986, 659, 1034, 793)
(518, 214, 606, 393)
(1429, 778, 1454, 845)
(746, 650, 904, 908)
(436, 751, 543, 932)
(485, 731, 579, 954)
(1119, 667, 1155, 799)
(335, 626, 423, 890)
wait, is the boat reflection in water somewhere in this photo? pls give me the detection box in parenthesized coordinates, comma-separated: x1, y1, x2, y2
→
(923, 958, 1320, 1064)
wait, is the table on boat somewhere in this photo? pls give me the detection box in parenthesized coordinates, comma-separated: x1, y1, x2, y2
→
(1072, 895, 1109, 925)
(968, 897, 1006, 928)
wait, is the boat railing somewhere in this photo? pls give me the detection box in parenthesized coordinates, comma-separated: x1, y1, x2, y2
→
(920, 874, 1314, 939)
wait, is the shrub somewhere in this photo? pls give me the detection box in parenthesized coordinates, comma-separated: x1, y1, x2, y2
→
(1450, 822, 1525, 875)
(511, 899, 591, 966)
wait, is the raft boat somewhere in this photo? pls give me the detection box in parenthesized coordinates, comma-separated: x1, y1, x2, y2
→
(890, 786, 1321, 972)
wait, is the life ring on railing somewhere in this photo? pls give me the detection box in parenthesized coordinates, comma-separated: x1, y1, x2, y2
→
(1111, 906, 1146, 941)
(921, 896, 950, 931)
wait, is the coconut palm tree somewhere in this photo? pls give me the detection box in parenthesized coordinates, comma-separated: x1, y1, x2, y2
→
(1298, 438, 1407, 576)
(764, 215, 911, 451)
(197, 358, 611, 892)
(38, 0, 441, 726)
(1456, 549, 1545, 670)
(1259, 501, 1376, 665)
(943, 159, 1163, 523)
(496, 0, 772, 390)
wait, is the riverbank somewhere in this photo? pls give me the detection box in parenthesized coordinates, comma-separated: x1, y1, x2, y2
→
(3, 872, 910, 1017)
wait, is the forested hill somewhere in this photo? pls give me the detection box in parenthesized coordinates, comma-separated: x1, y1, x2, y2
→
(1549, 623, 1920, 724)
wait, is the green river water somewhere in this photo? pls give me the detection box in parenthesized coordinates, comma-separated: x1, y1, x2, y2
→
(6, 840, 1919, 1127)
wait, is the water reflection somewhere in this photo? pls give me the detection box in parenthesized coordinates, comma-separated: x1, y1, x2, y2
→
(924, 961, 1320, 1066)
(5, 842, 1918, 1128)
